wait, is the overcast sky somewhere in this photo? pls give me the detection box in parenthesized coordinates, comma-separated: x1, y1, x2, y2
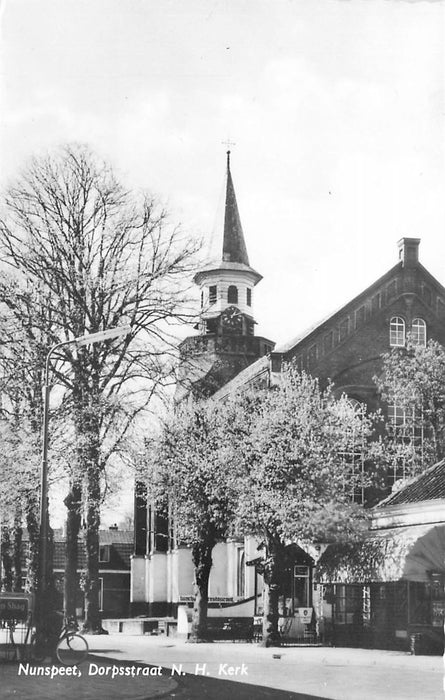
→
(1, 0, 444, 349)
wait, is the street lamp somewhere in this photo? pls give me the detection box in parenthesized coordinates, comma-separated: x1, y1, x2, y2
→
(38, 325, 131, 625)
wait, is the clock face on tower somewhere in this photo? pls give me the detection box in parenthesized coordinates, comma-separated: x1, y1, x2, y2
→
(221, 305, 243, 334)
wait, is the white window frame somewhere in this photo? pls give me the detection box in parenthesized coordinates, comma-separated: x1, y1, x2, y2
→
(388, 403, 424, 482)
(338, 399, 366, 504)
(390, 317, 405, 347)
(99, 577, 104, 611)
(411, 318, 426, 347)
(99, 545, 110, 563)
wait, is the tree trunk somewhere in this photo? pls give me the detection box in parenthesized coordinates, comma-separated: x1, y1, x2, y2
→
(24, 491, 40, 593)
(83, 461, 103, 633)
(261, 537, 285, 647)
(1, 525, 13, 591)
(74, 379, 105, 635)
(12, 508, 22, 592)
(189, 536, 215, 643)
(64, 483, 82, 620)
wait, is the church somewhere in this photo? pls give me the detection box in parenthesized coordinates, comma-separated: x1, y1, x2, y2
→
(130, 154, 445, 651)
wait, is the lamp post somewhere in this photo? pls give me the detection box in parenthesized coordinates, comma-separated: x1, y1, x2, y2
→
(38, 325, 131, 626)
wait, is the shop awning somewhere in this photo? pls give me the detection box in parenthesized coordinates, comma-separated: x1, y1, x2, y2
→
(316, 523, 445, 584)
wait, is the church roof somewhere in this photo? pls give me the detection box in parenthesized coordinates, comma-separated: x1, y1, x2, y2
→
(194, 152, 262, 284)
(379, 459, 445, 507)
(273, 262, 402, 354)
(274, 257, 445, 357)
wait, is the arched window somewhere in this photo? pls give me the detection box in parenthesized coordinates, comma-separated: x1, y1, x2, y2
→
(227, 285, 238, 303)
(411, 318, 426, 347)
(390, 317, 405, 347)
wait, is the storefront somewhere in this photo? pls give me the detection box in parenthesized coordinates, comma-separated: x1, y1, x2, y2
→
(317, 523, 445, 653)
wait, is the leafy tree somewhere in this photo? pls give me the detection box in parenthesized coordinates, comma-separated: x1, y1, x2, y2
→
(225, 367, 376, 646)
(0, 144, 198, 631)
(375, 339, 445, 481)
(145, 401, 238, 642)
(146, 365, 376, 646)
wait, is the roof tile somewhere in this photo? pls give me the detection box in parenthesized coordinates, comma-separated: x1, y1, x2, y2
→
(380, 459, 445, 506)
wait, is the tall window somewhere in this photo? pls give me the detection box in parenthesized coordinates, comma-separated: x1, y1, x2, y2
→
(390, 317, 405, 347)
(388, 403, 424, 483)
(209, 285, 217, 304)
(411, 318, 426, 347)
(228, 285, 238, 303)
(339, 398, 366, 504)
(246, 288, 252, 306)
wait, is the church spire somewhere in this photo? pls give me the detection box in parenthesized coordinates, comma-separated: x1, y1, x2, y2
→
(222, 151, 250, 266)
(194, 152, 262, 287)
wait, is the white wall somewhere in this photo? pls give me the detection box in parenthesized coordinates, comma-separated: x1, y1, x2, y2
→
(147, 552, 168, 602)
(199, 269, 259, 318)
(130, 555, 147, 602)
(208, 542, 229, 597)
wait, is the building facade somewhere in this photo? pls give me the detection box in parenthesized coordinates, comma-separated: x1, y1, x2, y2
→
(16, 527, 133, 619)
(317, 461, 445, 654)
(131, 156, 445, 649)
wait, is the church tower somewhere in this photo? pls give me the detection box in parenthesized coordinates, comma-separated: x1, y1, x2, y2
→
(176, 152, 275, 401)
(131, 153, 275, 616)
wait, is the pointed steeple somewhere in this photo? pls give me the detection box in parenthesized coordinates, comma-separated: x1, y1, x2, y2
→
(194, 152, 261, 286)
(222, 151, 250, 266)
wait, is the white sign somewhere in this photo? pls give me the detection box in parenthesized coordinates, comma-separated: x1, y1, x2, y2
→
(296, 607, 313, 623)
(179, 596, 234, 603)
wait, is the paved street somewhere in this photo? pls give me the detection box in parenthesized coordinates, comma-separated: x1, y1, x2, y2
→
(86, 635, 444, 700)
(1, 634, 443, 699)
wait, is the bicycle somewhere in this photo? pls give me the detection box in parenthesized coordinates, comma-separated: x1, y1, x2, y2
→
(31, 617, 89, 666)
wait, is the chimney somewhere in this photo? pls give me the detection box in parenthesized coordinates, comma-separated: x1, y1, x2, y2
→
(398, 238, 420, 268)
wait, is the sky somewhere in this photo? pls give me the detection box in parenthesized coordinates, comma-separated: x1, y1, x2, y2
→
(1, 0, 445, 524)
(1, 0, 445, 349)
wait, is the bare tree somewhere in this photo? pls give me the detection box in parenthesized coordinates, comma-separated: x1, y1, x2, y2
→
(0, 289, 53, 595)
(0, 144, 199, 631)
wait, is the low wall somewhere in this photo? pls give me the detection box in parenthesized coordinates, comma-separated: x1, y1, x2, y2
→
(102, 617, 177, 636)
